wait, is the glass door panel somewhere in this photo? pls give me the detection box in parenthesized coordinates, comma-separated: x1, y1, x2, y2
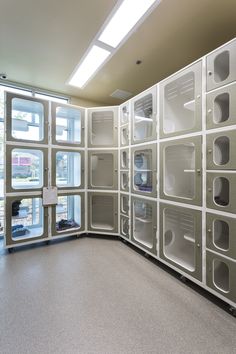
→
(56, 151, 81, 188)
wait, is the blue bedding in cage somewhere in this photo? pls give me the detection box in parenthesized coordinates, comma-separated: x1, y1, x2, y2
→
(12, 224, 30, 237)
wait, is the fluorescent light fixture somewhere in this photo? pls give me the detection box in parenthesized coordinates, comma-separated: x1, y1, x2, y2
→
(68, 45, 111, 88)
(98, 0, 157, 48)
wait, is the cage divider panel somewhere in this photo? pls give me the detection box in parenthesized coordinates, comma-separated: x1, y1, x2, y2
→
(160, 136, 202, 206)
(51, 192, 85, 236)
(5, 92, 49, 144)
(206, 130, 236, 170)
(159, 61, 202, 138)
(206, 41, 236, 91)
(159, 203, 202, 281)
(88, 107, 118, 147)
(206, 172, 236, 213)
(206, 213, 236, 260)
(206, 83, 236, 130)
(206, 250, 236, 303)
(5, 195, 48, 246)
(51, 101, 85, 147)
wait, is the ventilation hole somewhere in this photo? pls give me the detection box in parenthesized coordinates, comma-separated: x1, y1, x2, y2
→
(214, 51, 230, 83)
(213, 259, 229, 292)
(122, 151, 127, 168)
(214, 177, 229, 206)
(213, 220, 230, 251)
(213, 93, 229, 124)
(164, 230, 174, 247)
(122, 128, 128, 145)
(122, 173, 128, 189)
(213, 136, 230, 165)
(121, 196, 129, 213)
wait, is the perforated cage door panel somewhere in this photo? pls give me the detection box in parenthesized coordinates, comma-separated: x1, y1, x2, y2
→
(159, 61, 202, 138)
(160, 136, 202, 206)
(159, 203, 202, 281)
(88, 108, 118, 147)
(131, 196, 157, 254)
(131, 87, 157, 144)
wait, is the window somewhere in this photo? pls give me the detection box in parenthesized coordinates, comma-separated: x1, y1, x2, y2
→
(11, 98, 44, 141)
(0, 83, 69, 237)
(35, 92, 68, 104)
(56, 151, 81, 188)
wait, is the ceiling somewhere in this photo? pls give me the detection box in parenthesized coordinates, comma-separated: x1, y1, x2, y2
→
(1, 0, 236, 106)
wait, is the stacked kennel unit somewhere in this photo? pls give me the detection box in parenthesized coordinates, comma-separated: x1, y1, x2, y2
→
(87, 106, 119, 235)
(158, 61, 203, 282)
(119, 86, 158, 254)
(205, 41, 236, 304)
(118, 38, 236, 310)
(3, 38, 236, 310)
(120, 102, 130, 238)
(4, 93, 86, 247)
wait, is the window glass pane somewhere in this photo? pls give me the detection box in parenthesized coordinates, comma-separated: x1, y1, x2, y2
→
(11, 98, 44, 141)
(56, 106, 81, 144)
(12, 149, 43, 189)
(56, 151, 81, 187)
(56, 195, 81, 231)
(11, 197, 43, 240)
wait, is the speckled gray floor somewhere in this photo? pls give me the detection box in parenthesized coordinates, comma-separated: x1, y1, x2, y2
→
(0, 237, 235, 354)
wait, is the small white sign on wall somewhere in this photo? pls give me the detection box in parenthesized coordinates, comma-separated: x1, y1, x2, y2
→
(43, 187, 58, 206)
